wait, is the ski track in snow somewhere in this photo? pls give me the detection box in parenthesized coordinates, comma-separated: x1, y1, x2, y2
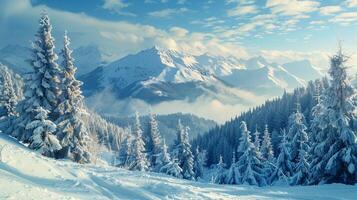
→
(0, 133, 356, 200)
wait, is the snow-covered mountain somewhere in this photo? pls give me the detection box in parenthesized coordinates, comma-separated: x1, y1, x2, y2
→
(0, 44, 105, 75)
(80, 46, 322, 104)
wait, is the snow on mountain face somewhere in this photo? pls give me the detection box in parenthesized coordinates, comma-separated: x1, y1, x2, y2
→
(80, 46, 322, 104)
(1, 133, 356, 200)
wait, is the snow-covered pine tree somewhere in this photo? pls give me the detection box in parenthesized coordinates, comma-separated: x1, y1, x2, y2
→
(0, 64, 18, 117)
(10, 13, 62, 142)
(147, 113, 162, 170)
(193, 146, 207, 179)
(180, 126, 195, 180)
(118, 134, 132, 167)
(309, 80, 323, 146)
(160, 158, 183, 178)
(55, 31, 91, 163)
(225, 151, 240, 184)
(310, 49, 357, 184)
(171, 119, 184, 160)
(270, 129, 293, 184)
(213, 155, 227, 184)
(253, 125, 261, 151)
(159, 139, 183, 178)
(261, 124, 274, 161)
(129, 113, 149, 171)
(26, 107, 61, 157)
(156, 139, 171, 172)
(237, 121, 266, 186)
(287, 104, 309, 165)
(290, 141, 310, 185)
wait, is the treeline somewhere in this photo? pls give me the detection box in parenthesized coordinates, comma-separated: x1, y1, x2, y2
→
(193, 49, 357, 186)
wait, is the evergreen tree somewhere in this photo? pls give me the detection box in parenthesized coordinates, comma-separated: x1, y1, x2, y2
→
(180, 126, 195, 180)
(290, 141, 310, 185)
(0, 64, 18, 117)
(26, 107, 61, 157)
(270, 129, 293, 184)
(287, 105, 309, 165)
(156, 139, 171, 172)
(129, 113, 149, 171)
(160, 158, 183, 178)
(147, 113, 162, 169)
(225, 152, 240, 184)
(309, 80, 323, 145)
(253, 125, 261, 151)
(213, 155, 226, 184)
(193, 146, 207, 179)
(10, 13, 62, 142)
(237, 121, 266, 186)
(55, 31, 90, 163)
(261, 124, 274, 161)
(118, 133, 132, 167)
(310, 49, 357, 184)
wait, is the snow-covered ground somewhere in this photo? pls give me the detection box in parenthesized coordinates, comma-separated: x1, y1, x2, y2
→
(0, 133, 356, 200)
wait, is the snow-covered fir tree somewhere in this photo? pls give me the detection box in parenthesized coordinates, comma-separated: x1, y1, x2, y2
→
(310, 49, 357, 184)
(0, 64, 18, 117)
(180, 126, 195, 180)
(261, 124, 274, 161)
(270, 129, 293, 184)
(156, 139, 171, 172)
(171, 119, 184, 160)
(26, 107, 61, 157)
(253, 125, 261, 151)
(129, 113, 149, 171)
(287, 104, 309, 164)
(160, 158, 183, 178)
(237, 121, 266, 186)
(290, 141, 310, 185)
(213, 155, 226, 184)
(225, 152, 240, 184)
(118, 133, 132, 167)
(193, 146, 207, 179)
(147, 113, 162, 169)
(309, 80, 323, 145)
(159, 139, 183, 178)
(55, 31, 90, 163)
(10, 13, 62, 143)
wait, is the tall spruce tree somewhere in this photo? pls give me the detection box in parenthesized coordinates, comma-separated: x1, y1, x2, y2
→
(226, 151, 240, 184)
(55, 31, 91, 163)
(147, 113, 162, 169)
(237, 121, 266, 186)
(261, 124, 274, 161)
(10, 13, 62, 143)
(129, 113, 149, 171)
(310, 49, 357, 184)
(270, 129, 293, 184)
(213, 155, 227, 184)
(180, 126, 195, 180)
(253, 125, 261, 151)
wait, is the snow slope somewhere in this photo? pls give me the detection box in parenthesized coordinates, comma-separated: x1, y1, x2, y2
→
(0, 133, 356, 200)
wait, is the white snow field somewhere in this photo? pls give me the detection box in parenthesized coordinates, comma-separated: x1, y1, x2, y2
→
(0, 133, 356, 200)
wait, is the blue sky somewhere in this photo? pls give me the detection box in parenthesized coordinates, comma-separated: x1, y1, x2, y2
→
(1, 0, 357, 69)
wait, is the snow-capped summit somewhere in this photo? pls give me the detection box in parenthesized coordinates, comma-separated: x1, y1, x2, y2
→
(80, 46, 322, 104)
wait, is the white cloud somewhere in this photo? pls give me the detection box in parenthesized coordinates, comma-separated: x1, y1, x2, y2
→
(330, 12, 357, 25)
(319, 6, 342, 16)
(266, 0, 320, 16)
(102, 0, 136, 16)
(227, 5, 259, 16)
(346, 0, 357, 7)
(148, 8, 188, 18)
